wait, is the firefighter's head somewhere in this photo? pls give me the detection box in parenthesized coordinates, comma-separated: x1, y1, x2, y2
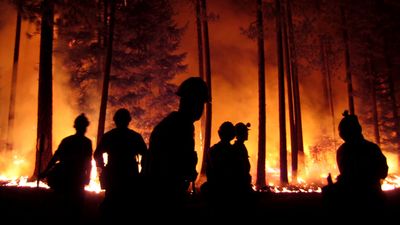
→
(338, 110, 362, 142)
(218, 121, 236, 142)
(235, 122, 250, 142)
(74, 113, 89, 134)
(176, 77, 209, 122)
(113, 108, 131, 128)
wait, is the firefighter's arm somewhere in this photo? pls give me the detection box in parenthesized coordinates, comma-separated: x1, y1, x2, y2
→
(94, 138, 106, 170)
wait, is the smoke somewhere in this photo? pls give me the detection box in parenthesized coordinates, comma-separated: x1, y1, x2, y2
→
(175, 0, 288, 184)
(0, 3, 13, 148)
(174, 0, 363, 185)
(0, 3, 37, 177)
(0, 3, 80, 178)
(0, 0, 397, 183)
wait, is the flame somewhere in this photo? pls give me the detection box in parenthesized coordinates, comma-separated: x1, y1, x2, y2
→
(1, 176, 49, 188)
(0, 159, 103, 193)
(381, 175, 400, 191)
(84, 159, 103, 193)
(1, 1, 400, 195)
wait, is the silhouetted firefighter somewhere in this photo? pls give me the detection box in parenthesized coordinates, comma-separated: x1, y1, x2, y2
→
(40, 114, 92, 221)
(322, 110, 388, 217)
(201, 121, 255, 220)
(202, 121, 236, 199)
(143, 77, 209, 218)
(233, 122, 253, 194)
(94, 108, 147, 222)
(203, 122, 254, 195)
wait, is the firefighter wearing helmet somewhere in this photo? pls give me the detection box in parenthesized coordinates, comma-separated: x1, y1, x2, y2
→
(40, 113, 93, 213)
(233, 122, 253, 194)
(323, 110, 388, 213)
(144, 77, 209, 205)
(94, 108, 147, 218)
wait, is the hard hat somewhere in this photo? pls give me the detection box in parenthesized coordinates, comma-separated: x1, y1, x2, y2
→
(113, 108, 131, 124)
(74, 113, 89, 129)
(218, 121, 235, 140)
(338, 110, 361, 134)
(235, 122, 251, 134)
(176, 77, 210, 103)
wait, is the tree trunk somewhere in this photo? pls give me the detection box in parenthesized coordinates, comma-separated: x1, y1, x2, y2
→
(256, 0, 267, 188)
(197, 0, 208, 177)
(320, 37, 330, 112)
(287, 0, 304, 169)
(201, 0, 212, 178)
(103, 0, 109, 47)
(196, 0, 205, 82)
(340, 1, 355, 114)
(94, 0, 108, 113)
(276, 0, 288, 184)
(97, 0, 115, 145)
(96, 0, 104, 77)
(282, 0, 297, 182)
(6, 0, 22, 152)
(367, 54, 380, 146)
(320, 37, 336, 142)
(33, 0, 54, 180)
(325, 40, 336, 144)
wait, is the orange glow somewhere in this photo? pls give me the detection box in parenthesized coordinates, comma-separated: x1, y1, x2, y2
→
(1, 1, 399, 193)
(84, 159, 103, 193)
(1, 159, 103, 193)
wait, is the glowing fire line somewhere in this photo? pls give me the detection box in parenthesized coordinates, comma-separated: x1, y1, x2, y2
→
(2, 172, 399, 194)
(0, 159, 103, 193)
(1, 155, 399, 193)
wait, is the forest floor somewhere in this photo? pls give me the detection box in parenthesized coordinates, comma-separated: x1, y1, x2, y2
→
(1, 186, 399, 224)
